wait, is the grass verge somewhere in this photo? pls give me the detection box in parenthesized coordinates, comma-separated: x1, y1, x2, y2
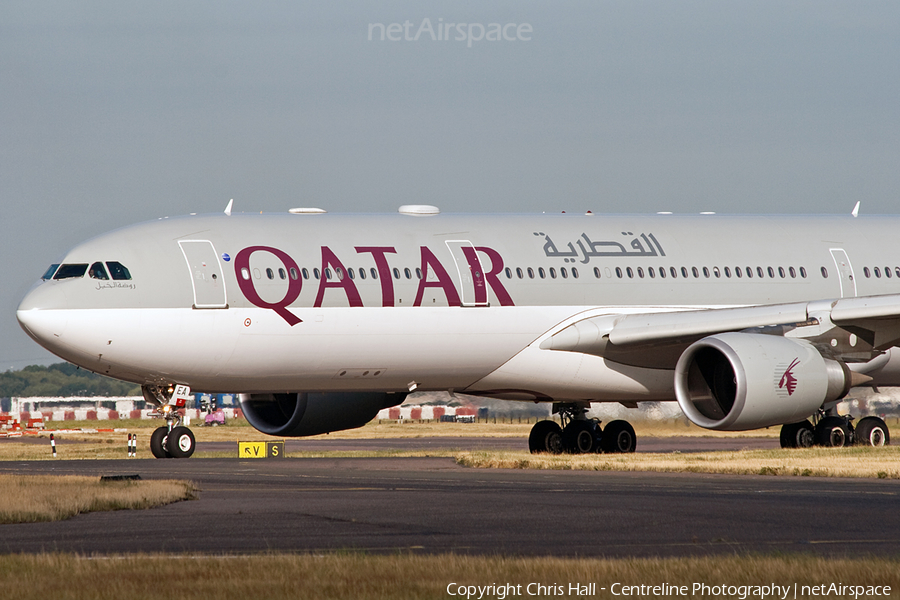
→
(0, 554, 897, 600)
(456, 446, 900, 479)
(0, 475, 196, 523)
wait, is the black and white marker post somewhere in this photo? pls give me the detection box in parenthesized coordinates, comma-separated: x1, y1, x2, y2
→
(50, 433, 57, 458)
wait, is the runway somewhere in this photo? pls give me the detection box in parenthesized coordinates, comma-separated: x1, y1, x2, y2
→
(2, 440, 899, 557)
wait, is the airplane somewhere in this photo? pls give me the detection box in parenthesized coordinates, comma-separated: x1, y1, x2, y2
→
(15, 203, 899, 458)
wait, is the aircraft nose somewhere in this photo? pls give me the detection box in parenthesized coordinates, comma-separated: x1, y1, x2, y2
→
(16, 282, 69, 346)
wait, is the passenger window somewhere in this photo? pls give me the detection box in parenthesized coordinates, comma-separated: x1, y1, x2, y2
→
(734, 267, 741, 278)
(895, 267, 900, 278)
(571, 267, 578, 279)
(800, 267, 807, 278)
(89, 262, 109, 280)
(767, 267, 774, 278)
(659, 267, 666, 279)
(505, 267, 512, 279)
(757, 267, 764, 278)
(821, 267, 828, 278)
(560, 267, 568, 279)
(359, 268, 366, 280)
(778, 267, 785, 278)
(300, 268, 308, 280)
(691, 267, 699, 278)
(415, 268, 422, 279)
(875, 267, 881, 278)
(648, 267, 655, 279)
(335, 268, 344, 280)
(670, 267, 677, 278)
(106, 262, 132, 281)
(615, 267, 623, 278)
(404, 268, 412, 279)
(393, 268, 400, 279)
(325, 268, 333, 280)
(789, 267, 796, 278)
(348, 268, 355, 280)
(724, 267, 731, 278)
(885, 267, 892, 279)
(746, 267, 753, 278)
(538, 267, 546, 279)
(681, 267, 688, 278)
(42, 264, 60, 280)
(702, 267, 710, 278)
(593, 267, 601, 278)
(864, 267, 871, 278)
(278, 268, 286, 280)
(241, 268, 251, 281)
(314, 268, 321, 280)
(636, 267, 644, 278)
(713, 267, 720, 278)
(527, 267, 535, 279)
(626, 267, 634, 278)
(266, 268, 274, 280)
(54, 264, 89, 280)
(517, 267, 524, 279)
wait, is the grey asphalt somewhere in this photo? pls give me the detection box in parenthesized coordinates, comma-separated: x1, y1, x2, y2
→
(1, 448, 898, 557)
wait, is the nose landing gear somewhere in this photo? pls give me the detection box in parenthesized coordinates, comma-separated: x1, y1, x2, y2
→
(143, 385, 196, 459)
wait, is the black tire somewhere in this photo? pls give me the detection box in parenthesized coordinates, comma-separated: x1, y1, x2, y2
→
(780, 420, 814, 449)
(855, 416, 890, 447)
(528, 420, 563, 454)
(815, 416, 851, 448)
(167, 426, 195, 458)
(150, 426, 171, 459)
(601, 420, 636, 453)
(562, 420, 598, 454)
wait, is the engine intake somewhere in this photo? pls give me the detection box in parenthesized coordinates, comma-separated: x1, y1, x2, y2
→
(240, 391, 407, 437)
(674, 333, 851, 431)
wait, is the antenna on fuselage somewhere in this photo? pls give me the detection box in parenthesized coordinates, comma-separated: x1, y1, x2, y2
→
(224, 199, 234, 216)
(851, 201, 860, 218)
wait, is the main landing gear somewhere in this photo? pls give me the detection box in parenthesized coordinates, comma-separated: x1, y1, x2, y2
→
(143, 385, 196, 459)
(528, 403, 637, 455)
(779, 409, 890, 449)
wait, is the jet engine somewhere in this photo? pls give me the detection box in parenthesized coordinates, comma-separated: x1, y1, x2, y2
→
(674, 332, 851, 431)
(240, 391, 407, 437)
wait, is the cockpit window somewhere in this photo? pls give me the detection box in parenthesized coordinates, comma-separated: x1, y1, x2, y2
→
(53, 264, 89, 280)
(89, 262, 109, 280)
(41, 264, 60, 280)
(106, 262, 132, 280)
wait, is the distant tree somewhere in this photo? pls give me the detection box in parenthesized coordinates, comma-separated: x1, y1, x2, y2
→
(0, 364, 141, 397)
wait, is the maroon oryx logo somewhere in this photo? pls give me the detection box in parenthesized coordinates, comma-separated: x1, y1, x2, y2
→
(779, 358, 800, 396)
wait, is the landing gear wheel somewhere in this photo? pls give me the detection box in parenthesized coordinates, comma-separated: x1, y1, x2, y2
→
(601, 420, 637, 453)
(150, 426, 172, 459)
(528, 420, 563, 454)
(562, 420, 599, 454)
(780, 420, 815, 449)
(167, 426, 196, 458)
(855, 417, 890, 447)
(815, 416, 852, 448)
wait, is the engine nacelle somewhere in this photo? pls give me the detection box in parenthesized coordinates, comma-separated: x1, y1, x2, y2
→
(240, 391, 407, 437)
(674, 333, 851, 431)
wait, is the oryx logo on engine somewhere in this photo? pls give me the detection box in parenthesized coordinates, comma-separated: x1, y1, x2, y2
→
(778, 358, 800, 397)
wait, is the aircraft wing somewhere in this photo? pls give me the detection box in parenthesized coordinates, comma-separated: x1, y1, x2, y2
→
(541, 294, 900, 369)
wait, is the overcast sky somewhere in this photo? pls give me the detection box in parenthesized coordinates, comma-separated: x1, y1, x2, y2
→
(2, 1, 899, 368)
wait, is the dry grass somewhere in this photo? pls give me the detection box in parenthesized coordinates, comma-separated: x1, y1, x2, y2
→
(0, 475, 196, 523)
(0, 553, 897, 600)
(457, 445, 900, 479)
